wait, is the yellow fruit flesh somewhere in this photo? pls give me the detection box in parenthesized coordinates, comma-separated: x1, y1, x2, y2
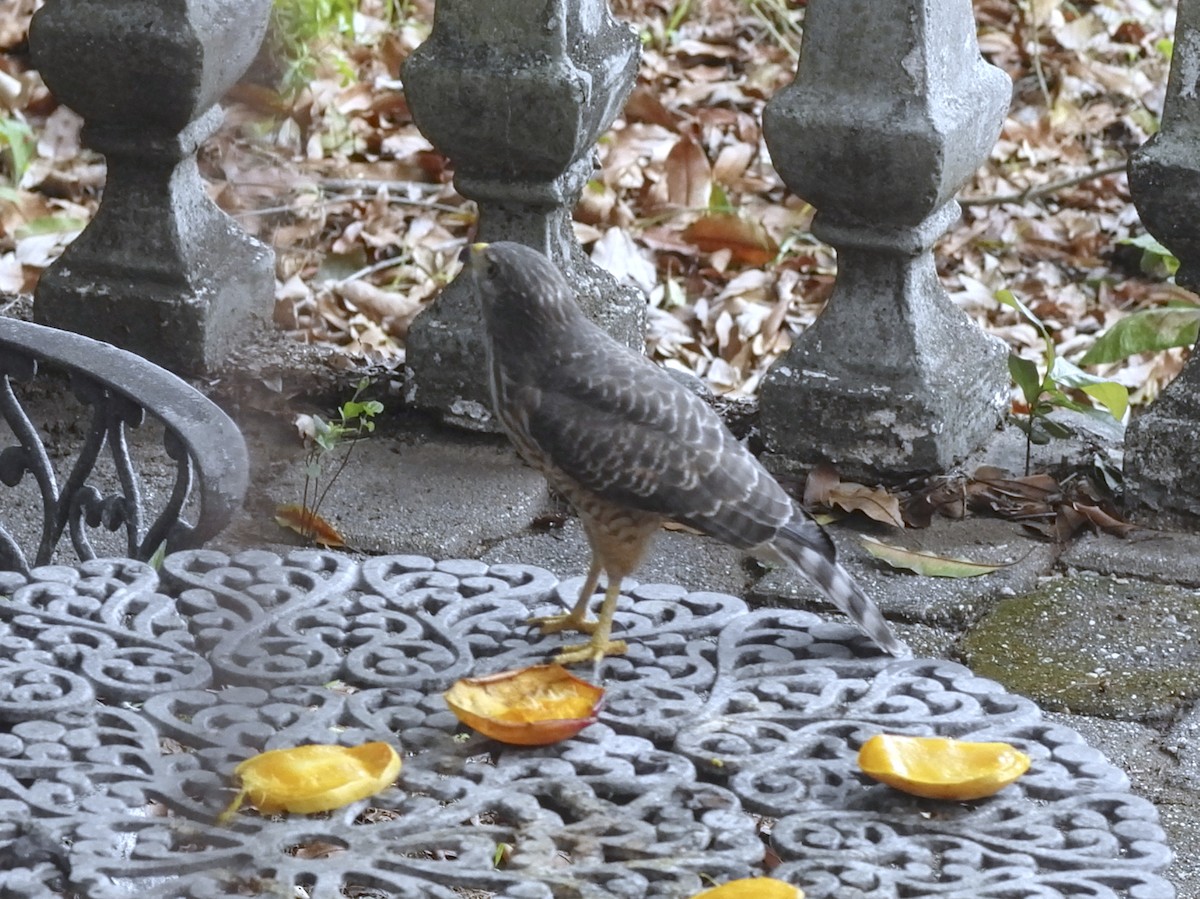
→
(858, 733, 1030, 801)
(222, 742, 401, 820)
(690, 877, 804, 899)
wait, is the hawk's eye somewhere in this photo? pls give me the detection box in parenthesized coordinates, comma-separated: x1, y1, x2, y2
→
(486, 259, 501, 280)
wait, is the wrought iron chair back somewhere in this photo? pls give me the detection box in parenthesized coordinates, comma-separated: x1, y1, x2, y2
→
(0, 316, 248, 574)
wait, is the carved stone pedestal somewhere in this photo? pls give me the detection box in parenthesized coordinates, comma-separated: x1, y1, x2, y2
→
(759, 0, 1011, 478)
(403, 0, 645, 428)
(29, 0, 274, 376)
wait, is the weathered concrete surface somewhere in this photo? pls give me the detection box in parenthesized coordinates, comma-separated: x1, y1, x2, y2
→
(964, 573, 1200, 722)
(1063, 530, 1200, 587)
(29, 0, 274, 376)
(227, 419, 548, 560)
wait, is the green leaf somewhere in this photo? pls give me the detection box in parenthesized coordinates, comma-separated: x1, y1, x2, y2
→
(1008, 354, 1042, 406)
(1079, 307, 1200, 365)
(859, 536, 1011, 578)
(1039, 419, 1074, 439)
(997, 289, 1048, 338)
(708, 182, 732, 213)
(15, 215, 90, 237)
(1120, 233, 1180, 277)
(1050, 358, 1129, 420)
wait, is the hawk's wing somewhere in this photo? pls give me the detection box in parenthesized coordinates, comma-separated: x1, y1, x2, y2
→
(519, 336, 795, 549)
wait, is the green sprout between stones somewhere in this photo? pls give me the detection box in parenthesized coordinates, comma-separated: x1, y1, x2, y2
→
(998, 289, 1128, 476)
(296, 377, 383, 542)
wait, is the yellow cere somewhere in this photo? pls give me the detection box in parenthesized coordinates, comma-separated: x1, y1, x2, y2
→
(857, 733, 1031, 801)
(220, 742, 401, 822)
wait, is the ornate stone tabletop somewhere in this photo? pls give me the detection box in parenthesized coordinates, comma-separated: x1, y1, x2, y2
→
(0, 550, 1173, 898)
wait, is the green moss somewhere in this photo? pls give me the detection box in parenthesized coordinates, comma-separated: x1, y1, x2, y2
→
(962, 573, 1200, 722)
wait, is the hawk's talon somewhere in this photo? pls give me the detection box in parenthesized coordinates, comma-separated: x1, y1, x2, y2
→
(554, 638, 628, 666)
(529, 611, 597, 636)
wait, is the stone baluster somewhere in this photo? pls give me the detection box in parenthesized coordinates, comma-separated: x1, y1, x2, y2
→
(29, 0, 275, 377)
(1125, 0, 1200, 526)
(758, 0, 1011, 479)
(403, 0, 645, 427)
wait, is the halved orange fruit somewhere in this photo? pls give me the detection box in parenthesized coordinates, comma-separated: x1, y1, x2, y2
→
(444, 664, 604, 746)
(858, 733, 1030, 800)
(220, 742, 401, 821)
(690, 878, 804, 898)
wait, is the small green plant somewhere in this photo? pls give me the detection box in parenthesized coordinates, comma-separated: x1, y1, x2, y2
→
(288, 377, 383, 544)
(998, 290, 1128, 475)
(1078, 234, 1199, 367)
(0, 115, 36, 191)
(270, 0, 404, 94)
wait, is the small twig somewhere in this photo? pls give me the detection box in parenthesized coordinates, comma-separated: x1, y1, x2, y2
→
(230, 181, 465, 220)
(343, 255, 412, 284)
(960, 161, 1127, 208)
(319, 178, 444, 194)
(1026, 0, 1053, 108)
(319, 177, 466, 217)
(310, 428, 363, 518)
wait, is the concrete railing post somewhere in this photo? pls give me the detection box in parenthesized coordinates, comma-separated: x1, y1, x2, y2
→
(758, 0, 1011, 479)
(402, 0, 645, 427)
(28, 0, 275, 377)
(1125, 0, 1200, 526)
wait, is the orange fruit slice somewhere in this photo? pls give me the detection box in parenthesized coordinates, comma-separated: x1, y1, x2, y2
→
(220, 742, 401, 821)
(690, 878, 804, 898)
(444, 664, 604, 746)
(857, 733, 1030, 800)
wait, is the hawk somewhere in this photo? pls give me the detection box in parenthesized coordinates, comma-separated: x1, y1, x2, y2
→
(470, 241, 910, 664)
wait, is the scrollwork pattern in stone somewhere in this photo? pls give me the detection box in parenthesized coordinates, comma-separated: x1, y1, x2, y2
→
(0, 550, 1174, 898)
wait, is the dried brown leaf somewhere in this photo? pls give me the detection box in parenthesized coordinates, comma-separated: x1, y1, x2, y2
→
(802, 463, 840, 508)
(335, 281, 423, 338)
(827, 483, 904, 528)
(682, 214, 778, 266)
(665, 135, 713, 209)
(274, 504, 346, 548)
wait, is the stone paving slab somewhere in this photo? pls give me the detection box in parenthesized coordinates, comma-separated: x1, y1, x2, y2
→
(1063, 531, 1200, 587)
(963, 573, 1200, 722)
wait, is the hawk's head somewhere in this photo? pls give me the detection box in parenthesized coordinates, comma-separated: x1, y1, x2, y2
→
(469, 242, 581, 342)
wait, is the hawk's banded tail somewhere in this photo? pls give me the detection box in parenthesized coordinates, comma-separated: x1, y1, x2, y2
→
(769, 516, 912, 658)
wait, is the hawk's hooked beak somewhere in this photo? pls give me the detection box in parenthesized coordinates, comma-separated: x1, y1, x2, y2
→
(469, 242, 489, 270)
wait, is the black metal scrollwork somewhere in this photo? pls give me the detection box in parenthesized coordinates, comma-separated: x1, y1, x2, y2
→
(0, 317, 248, 574)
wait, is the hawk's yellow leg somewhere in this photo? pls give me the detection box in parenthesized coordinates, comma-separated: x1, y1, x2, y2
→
(553, 578, 627, 664)
(529, 559, 628, 663)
